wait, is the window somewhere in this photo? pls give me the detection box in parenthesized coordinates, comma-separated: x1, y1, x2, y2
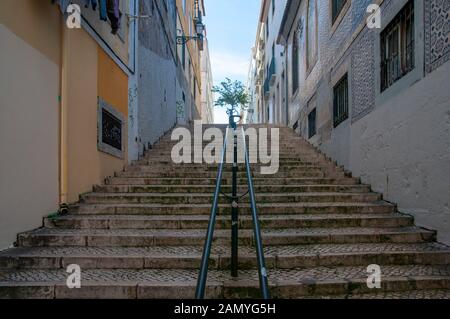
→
(182, 42, 186, 69)
(272, 0, 275, 16)
(332, 0, 348, 24)
(266, 16, 269, 38)
(333, 74, 349, 127)
(183, 0, 186, 14)
(306, 0, 318, 71)
(380, 0, 415, 92)
(292, 29, 299, 93)
(97, 98, 125, 159)
(308, 108, 317, 138)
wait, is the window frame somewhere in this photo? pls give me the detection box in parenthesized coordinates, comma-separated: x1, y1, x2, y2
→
(308, 108, 317, 139)
(333, 73, 349, 128)
(306, 0, 318, 75)
(331, 0, 348, 24)
(291, 28, 300, 95)
(380, 0, 415, 92)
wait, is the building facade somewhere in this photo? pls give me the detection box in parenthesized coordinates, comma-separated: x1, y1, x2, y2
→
(175, 0, 205, 124)
(252, 0, 289, 125)
(0, 0, 209, 249)
(263, 0, 450, 243)
(201, 38, 214, 124)
(245, 48, 258, 124)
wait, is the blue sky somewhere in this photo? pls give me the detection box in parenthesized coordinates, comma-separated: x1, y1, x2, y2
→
(203, 0, 261, 123)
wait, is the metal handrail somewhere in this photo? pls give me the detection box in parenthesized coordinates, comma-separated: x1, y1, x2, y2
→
(195, 125, 270, 299)
(240, 127, 271, 299)
(195, 127, 229, 299)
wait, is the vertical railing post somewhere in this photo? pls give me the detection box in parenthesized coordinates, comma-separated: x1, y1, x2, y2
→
(195, 127, 229, 299)
(241, 127, 271, 299)
(231, 127, 239, 277)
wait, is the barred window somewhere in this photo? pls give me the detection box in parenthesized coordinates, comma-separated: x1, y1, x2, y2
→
(292, 29, 299, 93)
(332, 0, 348, 24)
(333, 74, 349, 127)
(380, 1, 415, 92)
(308, 108, 317, 138)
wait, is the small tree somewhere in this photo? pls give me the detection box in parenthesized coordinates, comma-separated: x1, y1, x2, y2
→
(213, 78, 249, 122)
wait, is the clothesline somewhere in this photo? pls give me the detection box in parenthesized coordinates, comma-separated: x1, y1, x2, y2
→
(51, 0, 122, 35)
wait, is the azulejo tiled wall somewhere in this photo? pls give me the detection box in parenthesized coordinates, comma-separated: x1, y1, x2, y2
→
(425, 0, 450, 74)
(351, 29, 376, 123)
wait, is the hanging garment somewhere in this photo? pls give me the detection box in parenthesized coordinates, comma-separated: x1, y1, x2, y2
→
(51, 0, 70, 14)
(99, 0, 108, 21)
(84, 0, 98, 10)
(107, 0, 121, 35)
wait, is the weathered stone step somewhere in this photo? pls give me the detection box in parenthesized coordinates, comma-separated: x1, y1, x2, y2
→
(118, 171, 341, 178)
(126, 165, 335, 173)
(327, 289, 450, 299)
(74, 202, 395, 216)
(1, 265, 449, 299)
(139, 159, 329, 166)
(2, 243, 448, 270)
(43, 213, 413, 230)
(94, 184, 371, 194)
(81, 192, 381, 205)
(17, 227, 435, 248)
(106, 177, 361, 186)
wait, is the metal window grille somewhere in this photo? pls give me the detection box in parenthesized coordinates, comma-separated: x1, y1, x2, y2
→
(380, 0, 415, 92)
(333, 74, 349, 127)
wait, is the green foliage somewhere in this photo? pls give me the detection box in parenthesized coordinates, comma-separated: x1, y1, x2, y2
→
(212, 78, 249, 113)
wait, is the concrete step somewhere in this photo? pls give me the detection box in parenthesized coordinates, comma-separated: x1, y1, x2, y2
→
(80, 192, 382, 205)
(17, 227, 436, 248)
(43, 213, 413, 230)
(94, 184, 371, 194)
(73, 201, 396, 216)
(1, 265, 449, 299)
(106, 177, 361, 186)
(2, 243, 448, 270)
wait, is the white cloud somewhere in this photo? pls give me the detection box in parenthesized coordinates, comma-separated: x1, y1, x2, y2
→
(210, 51, 249, 82)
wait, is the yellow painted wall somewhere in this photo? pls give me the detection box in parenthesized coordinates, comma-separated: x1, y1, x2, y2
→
(64, 28, 128, 203)
(98, 48, 129, 116)
(176, 0, 203, 111)
(0, 0, 61, 65)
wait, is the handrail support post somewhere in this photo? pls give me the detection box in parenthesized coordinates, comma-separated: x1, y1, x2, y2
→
(231, 128, 239, 278)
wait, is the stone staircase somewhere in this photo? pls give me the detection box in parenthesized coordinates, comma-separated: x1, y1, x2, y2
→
(0, 125, 449, 299)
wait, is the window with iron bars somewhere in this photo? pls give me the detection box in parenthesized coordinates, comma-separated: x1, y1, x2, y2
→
(333, 74, 349, 127)
(380, 0, 415, 92)
(308, 108, 317, 138)
(332, 0, 348, 24)
(292, 29, 299, 94)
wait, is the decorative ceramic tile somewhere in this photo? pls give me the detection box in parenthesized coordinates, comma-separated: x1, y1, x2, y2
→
(425, 0, 450, 74)
(351, 29, 376, 122)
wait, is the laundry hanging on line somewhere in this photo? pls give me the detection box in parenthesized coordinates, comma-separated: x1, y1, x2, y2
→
(51, 0, 122, 34)
(84, 0, 98, 10)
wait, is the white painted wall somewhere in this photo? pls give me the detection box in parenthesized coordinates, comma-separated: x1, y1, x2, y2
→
(323, 61, 450, 244)
(0, 25, 59, 249)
